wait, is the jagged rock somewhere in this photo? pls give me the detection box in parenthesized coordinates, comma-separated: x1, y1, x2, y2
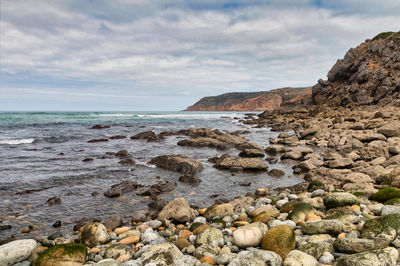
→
(149, 155, 203, 176)
(214, 154, 268, 172)
(104, 181, 138, 198)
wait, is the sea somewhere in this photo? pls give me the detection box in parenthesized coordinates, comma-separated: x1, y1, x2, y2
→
(0, 111, 303, 238)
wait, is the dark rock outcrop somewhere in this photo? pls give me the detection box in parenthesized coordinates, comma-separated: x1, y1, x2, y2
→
(148, 155, 203, 176)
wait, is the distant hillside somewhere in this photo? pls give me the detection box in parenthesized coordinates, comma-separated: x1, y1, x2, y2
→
(313, 31, 400, 106)
(186, 87, 312, 111)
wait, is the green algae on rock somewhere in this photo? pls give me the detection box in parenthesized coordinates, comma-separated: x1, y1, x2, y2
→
(370, 187, 400, 203)
(35, 244, 87, 266)
(261, 224, 295, 259)
(323, 192, 360, 209)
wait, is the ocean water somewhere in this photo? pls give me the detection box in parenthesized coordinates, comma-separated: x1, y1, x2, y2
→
(0, 111, 303, 238)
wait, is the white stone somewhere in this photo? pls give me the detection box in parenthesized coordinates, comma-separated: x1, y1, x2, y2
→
(283, 250, 318, 266)
(318, 252, 334, 264)
(381, 205, 400, 216)
(232, 227, 263, 248)
(0, 239, 37, 266)
(193, 217, 206, 224)
(142, 231, 159, 244)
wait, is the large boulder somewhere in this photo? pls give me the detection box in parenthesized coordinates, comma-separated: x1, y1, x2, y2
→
(157, 198, 196, 222)
(139, 242, 183, 265)
(204, 203, 234, 220)
(35, 244, 87, 266)
(261, 225, 295, 259)
(323, 192, 360, 209)
(0, 239, 37, 266)
(149, 155, 203, 176)
(79, 222, 110, 247)
(214, 154, 268, 172)
(333, 247, 398, 266)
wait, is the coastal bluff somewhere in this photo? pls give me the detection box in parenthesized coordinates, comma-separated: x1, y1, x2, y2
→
(186, 87, 311, 111)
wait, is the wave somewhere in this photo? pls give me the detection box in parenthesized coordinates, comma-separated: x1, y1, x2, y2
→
(96, 114, 135, 117)
(0, 138, 35, 145)
(136, 113, 243, 119)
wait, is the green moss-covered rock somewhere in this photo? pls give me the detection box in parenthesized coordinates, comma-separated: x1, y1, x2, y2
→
(79, 222, 110, 247)
(280, 200, 302, 213)
(252, 210, 280, 223)
(287, 202, 314, 223)
(384, 198, 400, 205)
(301, 220, 345, 235)
(370, 188, 400, 203)
(325, 206, 358, 223)
(35, 244, 87, 266)
(307, 180, 325, 192)
(261, 224, 295, 259)
(372, 31, 400, 41)
(211, 218, 226, 228)
(333, 247, 398, 266)
(188, 222, 204, 232)
(323, 192, 360, 209)
(361, 214, 400, 239)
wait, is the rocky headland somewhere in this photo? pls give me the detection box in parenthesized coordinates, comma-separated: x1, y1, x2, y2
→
(2, 32, 400, 266)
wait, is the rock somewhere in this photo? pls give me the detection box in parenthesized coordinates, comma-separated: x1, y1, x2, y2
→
(178, 137, 229, 150)
(239, 149, 265, 158)
(149, 155, 203, 176)
(261, 225, 295, 259)
(173, 238, 191, 250)
(232, 227, 263, 248)
(287, 202, 314, 223)
(333, 247, 398, 266)
(342, 172, 373, 184)
(130, 131, 158, 141)
(46, 196, 61, 206)
(252, 209, 280, 223)
(319, 252, 334, 264)
(120, 236, 139, 245)
(307, 180, 326, 192)
(324, 158, 353, 169)
(104, 244, 134, 261)
(370, 187, 400, 202)
(381, 205, 400, 215)
(298, 242, 334, 259)
(204, 203, 234, 220)
(231, 196, 254, 214)
(79, 222, 110, 247)
(228, 250, 282, 266)
(323, 192, 360, 209)
(90, 124, 110, 129)
(268, 169, 285, 177)
(214, 154, 268, 172)
(93, 259, 123, 266)
(142, 230, 159, 244)
(193, 244, 219, 259)
(139, 242, 183, 266)
(195, 227, 224, 247)
(333, 237, 390, 253)
(178, 175, 201, 184)
(115, 150, 132, 159)
(361, 214, 400, 240)
(103, 214, 123, 230)
(88, 138, 109, 143)
(104, 181, 138, 198)
(378, 122, 400, 137)
(283, 250, 318, 266)
(0, 239, 37, 266)
(301, 220, 345, 235)
(35, 244, 87, 266)
(157, 197, 196, 222)
(172, 255, 201, 266)
(265, 145, 286, 155)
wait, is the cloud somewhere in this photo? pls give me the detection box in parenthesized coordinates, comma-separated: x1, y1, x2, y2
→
(1, 0, 400, 110)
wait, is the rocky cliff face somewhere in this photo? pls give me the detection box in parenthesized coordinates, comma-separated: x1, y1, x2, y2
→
(313, 31, 400, 106)
(186, 87, 311, 111)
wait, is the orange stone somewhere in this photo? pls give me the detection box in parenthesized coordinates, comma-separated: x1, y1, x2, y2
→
(158, 226, 165, 231)
(337, 233, 346, 239)
(120, 235, 139, 245)
(176, 224, 186, 230)
(351, 205, 361, 212)
(200, 256, 216, 265)
(199, 208, 207, 215)
(21, 227, 30, 233)
(305, 213, 321, 221)
(90, 247, 101, 253)
(178, 229, 193, 239)
(263, 187, 270, 193)
(117, 254, 131, 263)
(114, 226, 131, 235)
(296, 220, 305, 226)
(230, 227, 236, 232)
(193, 224, 210, 235)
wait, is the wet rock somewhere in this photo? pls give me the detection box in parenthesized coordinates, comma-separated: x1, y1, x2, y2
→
(178, 175, 201, 184)
(115, 150, 131, 159)
(361, 214, 400, 239)
(261, 225, 295, 259)
(35, 243, 87, 266)
(102, 214, 123, 231)
(193, 244, 219, 259)
(157, 198, 196, 223)
(139, 242, 183, 265)
(82, 158, 93, 162)
(283, 250, 318, 266)
(79, 222, 110, 247)
(0, 239, 37, 266)
(214, 154, 268, 172)
(204, 203, 234, 220)
(46, 196, 61, 206)
(239, 149, 265, 158)
(88, 138, 109, 143)
(130, 131, 159, 142)
(149, 155, 203, 176)
(265, 145, 286, 155)
(177, 137, 229, 150)
(333, 247, 398, 266)
(90, 125, 110, 129)
(104, 181, 138, 198)
(109, 135, 126, 140)
(268, 169, 285, 177)
(323, 192, 360, 209)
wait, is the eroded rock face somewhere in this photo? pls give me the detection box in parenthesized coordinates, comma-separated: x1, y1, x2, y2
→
(214, 154, 268, 172)
(149, 155, 203, 176)
(312, 32, 400, 107)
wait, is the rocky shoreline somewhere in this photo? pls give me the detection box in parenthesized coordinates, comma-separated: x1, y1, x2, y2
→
(1, 104, 400, 266)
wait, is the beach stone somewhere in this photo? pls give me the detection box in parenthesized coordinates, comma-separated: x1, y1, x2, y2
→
(378, 122, 400, 137)
(172, 255, 201, 266)
(195, 227, 224, 247)
(104, 181, 138, 198)
(132, 211, 147, 223)
(204, 203, 234, 220)
(319, 252, 334, 264)
(252, 209, 280, 223)
(361, 214, 400, 239)
(104, 244, 134, 261)
(333, 247, 398, 266)
(301, 220, 345, 235)
(157, 197, 196, 222)
(173, 238, 191, 250)
(124, 261, 142, 266)
(93, 259, 122, 266)
(333, 237, 390, 253)
(103, 214, 123, 230)
(139, 242, 183, 266)
(323, 192, 360, 209)
(119, 236, 139, 245)
(114, 226, 130, 235)
(145, 220, 162, 229)
(0, 239, 37, 266)
(194, 217, 207, 224)
(216, 253, 238, 265)
(239, 149, 265, 158)
(232, 227, 263, 248)
(193, 244, 219, 259)
(142, 230, 159, 244)
(381, 205, 400, 215)
(148, 154, 203, 176)
(228, 250, 282, 266)
(239, 222, 269, 235)
(214, 154, 268, 172)
(283, 250, 318, 266)
(231, 196, 254, 214)
(261, 225, 295, 259)
(298, 242, 334, 259)
(35, 243, 87, 266)
(79, 222, 110, 247)
(287, 202, 314, 223)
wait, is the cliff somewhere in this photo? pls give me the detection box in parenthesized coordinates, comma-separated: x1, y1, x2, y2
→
(186, 87, 312, 111)
(312, 31, 400, 106)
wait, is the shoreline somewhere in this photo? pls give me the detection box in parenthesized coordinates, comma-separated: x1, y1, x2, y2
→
(2, 104, 400, 265)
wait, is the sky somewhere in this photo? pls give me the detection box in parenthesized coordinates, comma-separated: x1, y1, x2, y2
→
(1, 0, 400, 111)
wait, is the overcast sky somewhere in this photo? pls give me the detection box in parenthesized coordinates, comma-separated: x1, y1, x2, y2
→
(1, 0, 399, 111)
